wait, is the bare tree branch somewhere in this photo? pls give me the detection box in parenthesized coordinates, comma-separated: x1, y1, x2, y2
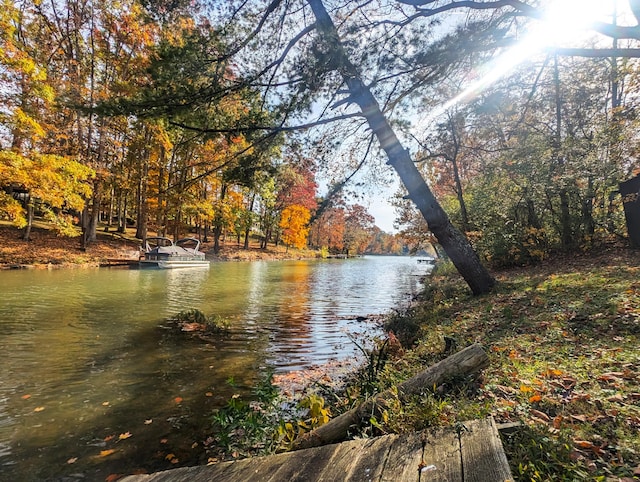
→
(551, 47, 640, 57)
(167, 112, 363, 135)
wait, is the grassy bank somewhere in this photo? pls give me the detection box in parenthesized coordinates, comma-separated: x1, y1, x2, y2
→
(367, 247, 640, 480)
(208, 247, 639, 481)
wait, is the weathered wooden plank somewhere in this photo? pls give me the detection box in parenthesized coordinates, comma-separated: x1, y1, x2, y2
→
(315, 436, 393, 481)
(263, 443, 344, 482)
(119, 461, 235, 482)
(378, 430, 424, 482)
(122, 418, 511, 482)
(212, 453, 284, 481)
(342, 434, 398, 481)
(460, 418, 513, 482)
(419, 426, 463, 482)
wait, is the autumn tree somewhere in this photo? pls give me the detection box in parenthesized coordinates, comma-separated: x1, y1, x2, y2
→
(280, 204, 311, 249)
(343, 204, 375, 255)
(309, 206, 345, 253)
(0, 0, 94, 239)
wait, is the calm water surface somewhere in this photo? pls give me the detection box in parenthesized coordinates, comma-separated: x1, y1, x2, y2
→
(0, 256, 430, 480)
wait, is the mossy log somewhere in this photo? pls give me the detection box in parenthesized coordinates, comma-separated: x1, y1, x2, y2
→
(292, 343, 489, 451)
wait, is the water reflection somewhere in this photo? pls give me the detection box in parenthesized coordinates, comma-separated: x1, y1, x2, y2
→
(0, 256, 430, 480)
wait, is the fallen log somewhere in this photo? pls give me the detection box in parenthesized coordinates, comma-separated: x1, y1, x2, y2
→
(292, 343, 489, 451)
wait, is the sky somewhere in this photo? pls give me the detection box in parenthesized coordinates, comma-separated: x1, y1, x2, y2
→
(367, 190, 398, 233)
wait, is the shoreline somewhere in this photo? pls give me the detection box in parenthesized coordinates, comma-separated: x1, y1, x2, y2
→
(0, 224, 320, 269)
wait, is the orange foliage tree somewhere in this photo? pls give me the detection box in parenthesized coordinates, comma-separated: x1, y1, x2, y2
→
(280, 204, 311, 249)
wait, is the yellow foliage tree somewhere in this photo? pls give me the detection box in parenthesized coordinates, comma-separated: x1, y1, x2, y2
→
(0, 151, 94, 237)
(279, 204, 311, 249)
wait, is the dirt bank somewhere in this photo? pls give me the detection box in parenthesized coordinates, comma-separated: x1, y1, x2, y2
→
(0, 224, 317, 269)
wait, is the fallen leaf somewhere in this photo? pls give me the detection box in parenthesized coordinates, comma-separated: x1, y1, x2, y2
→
(118, 432, 132, 440)
(598, 372, 623, 383)
(104, 435, 115, 442)
(574, 440, 594, 449)
(542, 369, 563, 378)
(570, 414, 588, 423)
(105, 475, 122, 482)
(102, 401, 110, 406)
(99, 449, 116, 457)
(165, 453, 176, 461)
(205, 392, 213, 397)
(66, 457, 78, 464)
(568, 392, 590, 403)
(144, 419, 153, 425)
(520, 385, 534, 394)
(21, 394, 31, 400)
(530, 409, 551, 422)
(553, 415, 563, 429)
(160, 438, 168, 444)
(529, 394, 542, 403)
(191, 442, 198, 448)
(174, 397, 183, 404)
(171, 458, 179, 464)
(33, 406, 45, 412)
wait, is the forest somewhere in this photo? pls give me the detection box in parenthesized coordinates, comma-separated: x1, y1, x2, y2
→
(1, 0, 638, 269)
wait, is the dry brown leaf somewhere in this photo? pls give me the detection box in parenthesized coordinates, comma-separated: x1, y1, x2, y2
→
(607, 394, 625, 403)
(553, 415, 563, 428)
(570, 414, 588, 423)
(118, 432, 132, 440)
(573, 440, 594, 449)
(530, 409, 551, 422)
(99, 449, 116, 457)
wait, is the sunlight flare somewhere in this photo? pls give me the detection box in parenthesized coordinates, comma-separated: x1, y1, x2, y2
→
(425, 0, 620, 124)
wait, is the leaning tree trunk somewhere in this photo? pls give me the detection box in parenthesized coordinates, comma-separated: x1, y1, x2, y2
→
(307, 0, 495, 295)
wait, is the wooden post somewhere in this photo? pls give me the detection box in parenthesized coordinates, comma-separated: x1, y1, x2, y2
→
(292, 343, 489, 451)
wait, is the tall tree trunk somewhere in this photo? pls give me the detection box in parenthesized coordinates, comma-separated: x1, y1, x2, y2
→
(135, 158, 149, 240)
(23, 197, 34, 241)
(553, 55, 572, 250)
(244, 193, 256, 249)
(157, 146, 167, 237)
(213, 184, 228, 253)
(85, 179, 103, 245)
(451, 157, 471, 232)
(307, 0, 494, 294)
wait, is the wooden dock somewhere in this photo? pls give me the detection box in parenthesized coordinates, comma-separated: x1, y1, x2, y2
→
(122, 418, 512, 482)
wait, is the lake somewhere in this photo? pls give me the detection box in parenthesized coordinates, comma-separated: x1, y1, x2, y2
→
(0, 256, 431, 480)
